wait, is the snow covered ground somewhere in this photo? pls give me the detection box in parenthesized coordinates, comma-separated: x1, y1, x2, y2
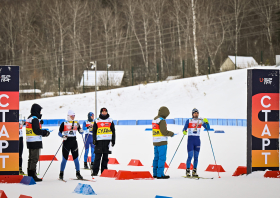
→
(1, 125, 280, 198)
(20, 66, 280, 120)
(5, 66, 278, 197)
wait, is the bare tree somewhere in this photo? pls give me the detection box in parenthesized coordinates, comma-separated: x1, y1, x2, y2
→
(198, 0, 230, 72)
(191, 0, 199, 75)
(151, 0, 166, 78)
(255, 0, 277, 60)
(68, 0, 88, 80)
(48, 0, 70, 87)
(229, 0, 250, 64)
(99, 6, 114, 86)
(172, 0, 183, 72)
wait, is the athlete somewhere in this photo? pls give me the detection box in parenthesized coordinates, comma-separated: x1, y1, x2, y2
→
(82, 112, 95, 169)
(58, 110, 84, 180)
(182, 108, 210, 178)
(152, 106, 175, 179)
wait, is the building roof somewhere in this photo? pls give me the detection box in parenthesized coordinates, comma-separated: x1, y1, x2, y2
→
(228, 56, 258, 68)
(80, 70, 124, 86)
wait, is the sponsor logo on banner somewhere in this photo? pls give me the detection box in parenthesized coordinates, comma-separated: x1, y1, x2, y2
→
(0, 66, 19, 175)
(0, 75, 11, 82)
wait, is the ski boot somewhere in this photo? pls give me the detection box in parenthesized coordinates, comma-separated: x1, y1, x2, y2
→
(186, 168, 191, 178)
(19, 167, 26, 175)
(192, 168, 199, 178)
(76, 171, 83, 180)
(59, 171, 64, 180)
(84, 162, 89, 169)
(157, 175, 170, 179)
(31, 170, 42, 182)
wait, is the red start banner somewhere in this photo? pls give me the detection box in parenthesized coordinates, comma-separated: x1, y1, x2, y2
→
(247, 69, 279, 173)
(0, 66, 19, 175)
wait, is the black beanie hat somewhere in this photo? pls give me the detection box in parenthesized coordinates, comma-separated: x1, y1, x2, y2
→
(100, 108, 108, 113)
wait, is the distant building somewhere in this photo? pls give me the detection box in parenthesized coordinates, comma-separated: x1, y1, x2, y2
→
(80, 70, 124, 91)
(220, 56, 258, 72)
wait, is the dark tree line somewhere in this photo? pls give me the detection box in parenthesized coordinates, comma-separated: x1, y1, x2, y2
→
(0, 0, 279, 93)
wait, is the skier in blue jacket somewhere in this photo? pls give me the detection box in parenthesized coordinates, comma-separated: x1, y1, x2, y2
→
(82, 112, 95, 169)
(182, 108, 210, 178)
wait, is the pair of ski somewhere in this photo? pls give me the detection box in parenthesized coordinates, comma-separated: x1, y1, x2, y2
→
(58, 178, 95, 182)
(183, 176, 213, 180)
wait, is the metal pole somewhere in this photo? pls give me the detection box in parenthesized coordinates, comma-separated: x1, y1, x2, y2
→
(235, 54, 237, 70)
(132, 67, 134, 86)
(34, 80, 36, 99)
(95, 62, 97, 117)
(157, 64, 159, 82)
(83, 73, 84, 93)
(182, 60, 185, 78)
(107, 64, 108, 89)
(59, 77, 60, 96)
(208, 56, 210, 74)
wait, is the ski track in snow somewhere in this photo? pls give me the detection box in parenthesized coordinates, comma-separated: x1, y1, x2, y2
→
(2, 126, 279, 198)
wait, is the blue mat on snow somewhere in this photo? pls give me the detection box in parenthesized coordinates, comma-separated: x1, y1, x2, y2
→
(215, 130, 225, 133)
(204, 128, 214, 131)
(145, 128, 152, 131)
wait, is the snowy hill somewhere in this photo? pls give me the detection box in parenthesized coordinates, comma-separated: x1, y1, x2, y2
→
(20, 66, 279, 120)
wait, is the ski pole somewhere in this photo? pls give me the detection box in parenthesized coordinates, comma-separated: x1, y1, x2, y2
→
(207, 129, 221, 178)
(165, 135, 185, 174)
(78, 133, 90, 162)
(42, 141, 63, 179)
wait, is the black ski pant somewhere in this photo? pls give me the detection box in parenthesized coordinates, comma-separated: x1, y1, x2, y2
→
(19, 137, 23, 168)
(62, 139, 79, 160)
(92, 153, 108, 174)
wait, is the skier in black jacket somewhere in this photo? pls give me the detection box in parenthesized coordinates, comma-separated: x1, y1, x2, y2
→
(26, 104, 50, 182)
(91, 108, 115, 176)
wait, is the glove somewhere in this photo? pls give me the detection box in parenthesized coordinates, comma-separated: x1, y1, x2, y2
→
(79, 129, 84, 135)
(171, 133, 177, 137)
(43, 130, 50, 137)
(62, 135, 67, 141)
(203, 118, 209, 124)
(111, 140, 115, 147)
(93, 140, 96, 145)
(183, 130, 188, 135)
(40, 120, 44, 125)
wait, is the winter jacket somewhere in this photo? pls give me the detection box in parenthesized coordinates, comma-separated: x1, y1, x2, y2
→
(92, 113, 116, 154)
(26, 104, 49, 149)
(153, 106, 174, 146)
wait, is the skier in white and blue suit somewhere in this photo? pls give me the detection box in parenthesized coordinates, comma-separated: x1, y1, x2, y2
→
(182, 108, 210, 178)
(82, 112, 95, 169)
